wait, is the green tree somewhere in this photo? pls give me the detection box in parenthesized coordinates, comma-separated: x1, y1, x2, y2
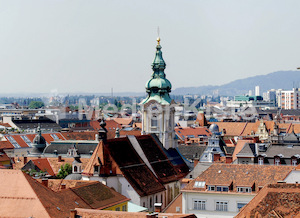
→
(28, 101, 45, 109)
(57, 163, 72, 179)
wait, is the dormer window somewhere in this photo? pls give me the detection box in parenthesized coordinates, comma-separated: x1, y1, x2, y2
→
(208, 186, 215, 191)
(216, 186, 229, 192)
(73, 166, 78, 173)
(94, 165, 99, 174)
(275, 157, 280, 166)
(237, 187, 252, 193)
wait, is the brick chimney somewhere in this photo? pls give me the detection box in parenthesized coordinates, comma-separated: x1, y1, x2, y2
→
(213, 153, 221, 162)
(146, 213, 158, 218)
(61, 183, 66, 190)
(58, 155, 62, 162)
(41, 178, 48, 187)
(154, 203, 162, 213)
(226, 156, 232, 163)
(23, 156, 28, 164)
(194, 158, 199, 168)
(70, 209, 77, 218)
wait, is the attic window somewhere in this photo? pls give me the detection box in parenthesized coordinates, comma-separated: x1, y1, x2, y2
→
(94, 166, 99, 173)
(194, 181, 205, 188)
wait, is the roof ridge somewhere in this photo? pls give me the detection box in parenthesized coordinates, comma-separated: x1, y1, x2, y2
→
(21, 172, 53, 218)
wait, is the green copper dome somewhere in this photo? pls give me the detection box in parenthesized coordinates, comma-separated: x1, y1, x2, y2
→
(141, 38, 172, 105)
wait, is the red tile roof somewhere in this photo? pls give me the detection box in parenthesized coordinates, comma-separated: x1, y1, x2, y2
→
(61, 131, 97, 140)
(175, 127, 211, 140)
(209, 122, 248, 136)
(0, 169, 90, 217)
(0, 123, 12, 128)
(32, 158, 55, 176)
(182, 164, 294, 193)
(112, 117, 133, 126)
(0, 140, 14, 149)
(236, 183, 300, 218)
(75, 208, 197, 218)
(90, 120, 122, 131)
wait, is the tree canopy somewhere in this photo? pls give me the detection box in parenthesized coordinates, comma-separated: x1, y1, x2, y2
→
(28, 101, 45, 109)
(57, 163, 72, 179)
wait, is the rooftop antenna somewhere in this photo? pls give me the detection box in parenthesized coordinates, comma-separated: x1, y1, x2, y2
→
(157, 26, 160, 44)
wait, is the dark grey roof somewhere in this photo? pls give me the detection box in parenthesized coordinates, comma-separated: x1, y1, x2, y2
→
(224, 146, 235, 155)
(177, 144, 207, 160)
(236, 143, 256, 157)
(284, 132, 299, 143)
(43, 141, 98, 156)
(263, 145, 300, 158)
(13, 118, 61, 131)
(187, 162, 212, 179)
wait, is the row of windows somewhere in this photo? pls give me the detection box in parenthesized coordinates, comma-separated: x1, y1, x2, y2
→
(193, 200, 247, 212)
(208, 186, 229, 192)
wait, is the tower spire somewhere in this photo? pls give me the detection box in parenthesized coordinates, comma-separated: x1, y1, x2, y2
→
(141, 37, 172, 105)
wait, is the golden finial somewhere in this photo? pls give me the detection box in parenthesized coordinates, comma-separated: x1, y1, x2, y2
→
(157, 37, 160, 45)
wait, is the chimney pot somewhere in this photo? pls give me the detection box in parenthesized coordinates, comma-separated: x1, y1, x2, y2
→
(193, 158, 199, 168)
(41, 178, 48, 187)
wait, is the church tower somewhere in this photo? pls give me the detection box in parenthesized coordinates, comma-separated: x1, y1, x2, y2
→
(141, 38, 175, 149)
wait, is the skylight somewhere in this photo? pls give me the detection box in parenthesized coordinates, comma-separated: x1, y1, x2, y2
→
(51, 134, 59, 140)
(194, 181, 206, 188)
(21, 135, 33, 147)
(7, 136, 20, 148)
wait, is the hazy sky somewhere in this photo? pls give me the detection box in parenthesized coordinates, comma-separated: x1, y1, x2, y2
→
(1, 0, 300, 95)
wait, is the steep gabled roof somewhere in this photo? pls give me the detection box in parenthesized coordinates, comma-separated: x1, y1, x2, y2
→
(232, 139, 255, 161)
(32, 158, 55, 176)
(0, 170, 90, 217)
(106, 137, 166, 197)
(82, 141, 104, 176)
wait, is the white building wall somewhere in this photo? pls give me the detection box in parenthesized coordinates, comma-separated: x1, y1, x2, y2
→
(182, 191, 254, 218)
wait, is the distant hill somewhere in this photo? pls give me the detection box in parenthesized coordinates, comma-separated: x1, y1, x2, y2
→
(172, 71, 300, 96)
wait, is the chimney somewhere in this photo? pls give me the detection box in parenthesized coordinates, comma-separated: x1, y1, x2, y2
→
(70, 209, 77, 218)
(24, 156, 28, 164)
(146, 213, 158, 218)
(58, 155, 62, 162)
(226, 156, 232, 163)
(194, 158, 199, 168)
(61, 183, 66, 190)
(213, 153, 221, 162)
(154, 203, 162, 213)
(41, 178, 48, 187)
